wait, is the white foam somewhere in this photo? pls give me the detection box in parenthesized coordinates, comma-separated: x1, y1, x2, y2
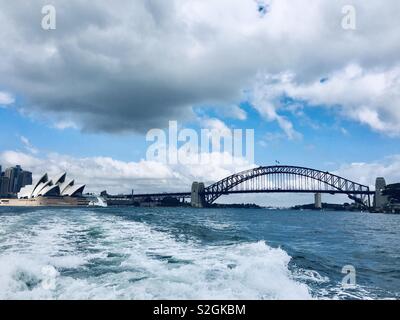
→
(0, 209, 313, 299)
(203, 220, 234, 230)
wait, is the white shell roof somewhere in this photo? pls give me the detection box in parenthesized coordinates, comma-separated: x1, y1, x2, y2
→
(32, 173, 48, 193)
(38, 185, 60, 197)
(17, 173, 85, 198)
(32, 181, 50, 198)
(18, 185, 35, 199)
(53, 172, 67, 185)
(59, 179, 75, 194)
(62, 184, 85, 197)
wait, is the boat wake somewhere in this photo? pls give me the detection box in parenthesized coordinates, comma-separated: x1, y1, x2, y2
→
(0, 209, 313, 299)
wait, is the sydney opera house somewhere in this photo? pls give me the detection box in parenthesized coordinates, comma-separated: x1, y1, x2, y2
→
(18, 172, 85, 199)
(0, 172, 89, 207)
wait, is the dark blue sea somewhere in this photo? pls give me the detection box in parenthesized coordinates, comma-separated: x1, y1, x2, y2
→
(0, 207, 399, 299)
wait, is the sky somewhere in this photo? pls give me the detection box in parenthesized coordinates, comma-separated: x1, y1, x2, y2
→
(1, 0, 400, 206)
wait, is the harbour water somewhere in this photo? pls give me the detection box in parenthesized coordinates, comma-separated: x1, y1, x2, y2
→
(0, 207, 399, 300)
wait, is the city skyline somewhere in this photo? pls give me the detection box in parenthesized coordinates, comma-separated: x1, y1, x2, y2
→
(0, 164, 32, 197)
(1, 1, 400, 206)
(1, 0, 400, 303)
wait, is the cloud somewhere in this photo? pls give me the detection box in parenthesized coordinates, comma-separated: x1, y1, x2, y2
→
(255, 64, 400, 136)
(0, 149, 254, 194)
(1, 0, 399, 134)
(2, 147, 400, 206)
(230, 106, 247, 121)
(335, 155, 400, 187)
(0, 151, 42, 169)
(258, 132, 286, 148)
(53, 120, 79, 130)
(200, 118, 231, 134)
(252, 76, 303, 140)
(0, 91, 14, 106)
(218, 105, 247, 121)
(20, 136, 39, 154)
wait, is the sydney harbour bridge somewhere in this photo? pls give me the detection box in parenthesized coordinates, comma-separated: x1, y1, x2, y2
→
(114, 165, 378, 209)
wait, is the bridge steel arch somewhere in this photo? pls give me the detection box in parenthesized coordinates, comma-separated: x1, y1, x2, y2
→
(203, 166, 372, 207)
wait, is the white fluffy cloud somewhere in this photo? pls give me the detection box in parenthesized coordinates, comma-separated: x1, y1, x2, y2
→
(0, 0, 399, 133)
(335, 155, 400, 188)
(0, 91, 14, 106)
(2, 144, 400, 206)
(19, 136, 39, 155)
(218, 105, 247, 121)
(200, 118, 231, 134)
(0, 149, 254, 195)
(253, 64, 400, 136)
(252, 77, 303, 140)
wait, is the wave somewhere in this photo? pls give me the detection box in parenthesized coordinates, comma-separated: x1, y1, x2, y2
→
(0, 209, 313, 300)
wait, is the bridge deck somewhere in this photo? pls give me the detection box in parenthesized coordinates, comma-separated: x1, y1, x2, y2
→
(114, 189, 374, 199)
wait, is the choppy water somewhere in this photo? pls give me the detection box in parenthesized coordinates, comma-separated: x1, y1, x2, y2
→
(0, 207, 399, 300)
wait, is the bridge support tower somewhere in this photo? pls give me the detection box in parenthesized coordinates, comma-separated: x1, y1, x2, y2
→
(314, 193, 322, 209)
(191, 182, 206, 208)
(374, 177, 389, 210)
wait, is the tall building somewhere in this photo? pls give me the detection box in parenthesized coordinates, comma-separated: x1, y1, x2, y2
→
(21, 171, 33, 187)
(3, 165, 33, 195)
(0, 176, 10, 196)
(0, 165, 9, 197)
(382, 183, 400, 205)
(4, 166, 22, 193)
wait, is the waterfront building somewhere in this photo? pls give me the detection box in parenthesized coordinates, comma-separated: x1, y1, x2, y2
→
(4, 166, 21, 193)
(0, 176, 10, 197)
(383, 183, 400, 203)
(18, 172, 85, 199)
(21, 171, 33, 188)
(3, 165, 33, 194)
(382, 183, 400, 213)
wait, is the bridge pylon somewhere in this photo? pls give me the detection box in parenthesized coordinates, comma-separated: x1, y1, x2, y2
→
(374, 177, 389, 210)
(191, 182, 206, 208)
(314, 193, 322, 209)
